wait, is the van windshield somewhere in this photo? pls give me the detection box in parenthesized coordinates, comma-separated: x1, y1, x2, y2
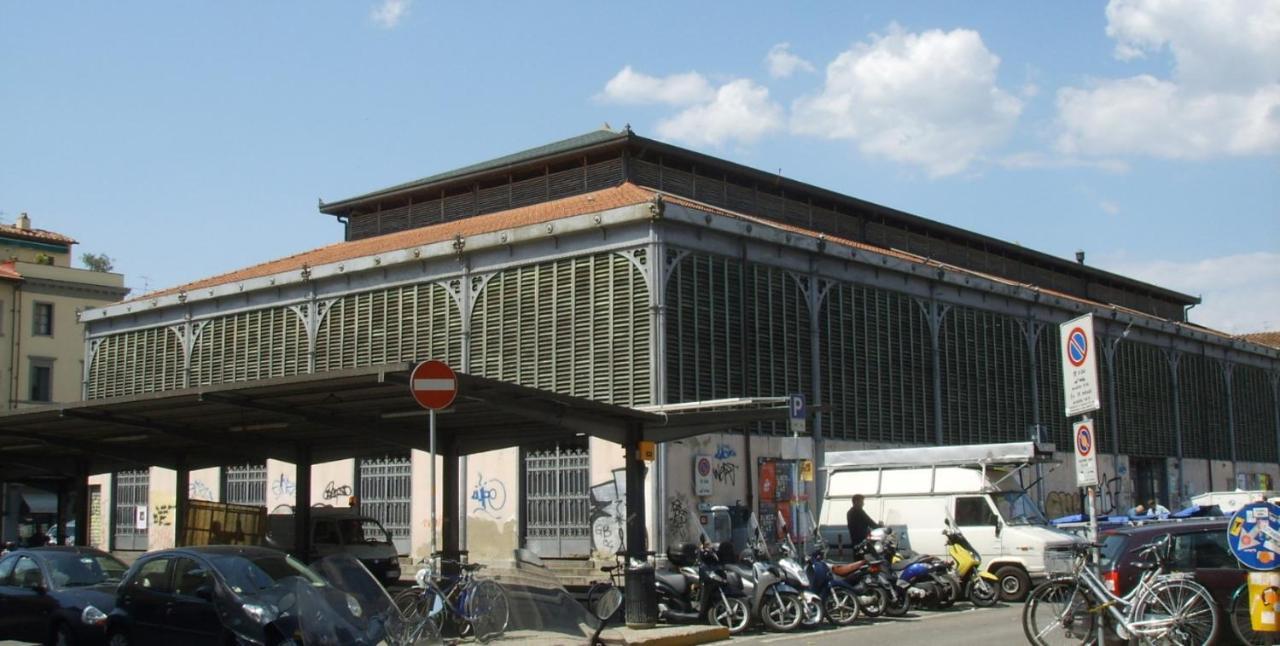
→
(989, 491, 1048, 526)
(337, 518, 393, 545)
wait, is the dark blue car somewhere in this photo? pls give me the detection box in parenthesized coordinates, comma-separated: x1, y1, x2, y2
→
(0, 546, 128, 645)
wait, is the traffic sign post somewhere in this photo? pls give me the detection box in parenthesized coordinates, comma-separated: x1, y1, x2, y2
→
(1059, 314, 1101, 417)
(1074, 420, 1099, 488)
(410, 360, 459, 558)
(1228, 501, 1280, 632)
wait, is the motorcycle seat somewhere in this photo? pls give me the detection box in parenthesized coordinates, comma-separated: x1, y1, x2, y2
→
(831, 561, 865, 577)
(725, 563, 755, 582)
(655, 569, 688, 595)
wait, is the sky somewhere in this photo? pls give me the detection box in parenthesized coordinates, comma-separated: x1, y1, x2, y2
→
(1, 1, 1277, 333)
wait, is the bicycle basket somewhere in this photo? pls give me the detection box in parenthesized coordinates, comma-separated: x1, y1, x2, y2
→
(1044, 547, 1078, 576)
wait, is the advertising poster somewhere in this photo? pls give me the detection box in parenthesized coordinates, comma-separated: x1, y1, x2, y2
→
(759, 460, 776, 503)
(775, 462, 793, 502)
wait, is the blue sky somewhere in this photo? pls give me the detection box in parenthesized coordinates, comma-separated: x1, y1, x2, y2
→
(2, 1, 1277, 332)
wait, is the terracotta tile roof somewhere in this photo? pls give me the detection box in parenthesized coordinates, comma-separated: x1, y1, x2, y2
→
(136, 183, 658, 301)
(0, 260, 22, 282)
(0, 223, 76, 246)
(1240, 331, 1280, 349)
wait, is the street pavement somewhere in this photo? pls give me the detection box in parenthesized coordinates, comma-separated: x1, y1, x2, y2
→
(730, 602, 1023, 646)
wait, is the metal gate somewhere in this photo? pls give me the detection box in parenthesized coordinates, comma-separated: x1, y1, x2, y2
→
(113, 470, 149, 551)
(224, 464, 267, 506)
(524, 443, 590, 558)
(359, 456, 411, 555)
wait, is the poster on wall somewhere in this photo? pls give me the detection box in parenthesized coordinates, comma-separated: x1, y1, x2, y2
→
(759, 460, 776, 503)
(135, 506, 148, 530)
(775, 462, 793, 502)
(694, 455, 713, 497)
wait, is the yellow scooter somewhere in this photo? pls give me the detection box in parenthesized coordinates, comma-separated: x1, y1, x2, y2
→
(943, 519, 999, 607)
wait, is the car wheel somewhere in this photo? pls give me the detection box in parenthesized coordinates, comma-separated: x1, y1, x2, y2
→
(107, 631, 130, 646)
(993, 565, 1031, 601)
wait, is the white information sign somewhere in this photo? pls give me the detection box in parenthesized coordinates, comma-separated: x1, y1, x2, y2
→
(694, 455, 713, 496)
(789, 394, 806, 434)
(1060, 313, 1101, 416)
(135, 505, 148, 530)
(1074, 420, 1099, 488)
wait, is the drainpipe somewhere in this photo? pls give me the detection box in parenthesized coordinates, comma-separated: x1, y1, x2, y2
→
(1167, 350, 1184, 506)
(649, 234, 668, 552)
(807, 258, 825, 521)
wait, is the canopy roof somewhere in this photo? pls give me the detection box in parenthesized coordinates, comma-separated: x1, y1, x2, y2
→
(0, 363, 789, 481)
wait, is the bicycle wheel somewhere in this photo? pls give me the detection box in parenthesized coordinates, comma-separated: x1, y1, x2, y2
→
(1022, 578, 1097, 646)
(464, 579, 511, 643)
(391, 588, 441, 643)
(1130, 579, 1218, 646)
(1231, 583, 1280, 646)
(586, 581, 613, 617)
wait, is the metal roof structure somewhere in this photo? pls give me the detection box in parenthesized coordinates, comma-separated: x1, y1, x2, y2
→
(0, 362, 791, 481)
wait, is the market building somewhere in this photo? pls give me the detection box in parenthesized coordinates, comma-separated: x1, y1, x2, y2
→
(72, 128, 1278, 562)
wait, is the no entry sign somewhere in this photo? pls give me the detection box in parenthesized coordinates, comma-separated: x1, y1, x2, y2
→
(410, 360, 458, 410)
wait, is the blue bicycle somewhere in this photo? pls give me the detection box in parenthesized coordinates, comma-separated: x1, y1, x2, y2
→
(393, 554, 510, 643)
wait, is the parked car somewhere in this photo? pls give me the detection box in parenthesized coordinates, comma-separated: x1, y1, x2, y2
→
(106, 546, 394, 646)
(1099, 518, 1243, 610)
(263, 508, 401, 585)
(0, 546, 128, 646)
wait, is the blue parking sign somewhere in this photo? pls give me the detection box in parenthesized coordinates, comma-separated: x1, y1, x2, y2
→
(789, 394, 805, 433)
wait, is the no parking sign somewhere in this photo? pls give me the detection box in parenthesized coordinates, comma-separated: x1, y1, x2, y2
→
(1074, 420, 1098, 488)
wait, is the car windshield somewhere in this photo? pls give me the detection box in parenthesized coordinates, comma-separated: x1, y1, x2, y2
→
(1098, 533, 1130, 570)
(337, 518, 392, 545)
(989, 491, 1049, 525)
(44, 552, 128, 588)
(207, 553, 327, 595)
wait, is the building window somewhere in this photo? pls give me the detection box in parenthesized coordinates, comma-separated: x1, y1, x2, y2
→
(29, 359, 53, 403)
(33, 302, 53, 336)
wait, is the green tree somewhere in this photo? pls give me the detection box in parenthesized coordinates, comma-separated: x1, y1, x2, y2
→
(81, 252, 114, 272)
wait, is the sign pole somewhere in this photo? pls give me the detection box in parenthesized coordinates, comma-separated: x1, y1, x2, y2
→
(429, 407, 437, 559)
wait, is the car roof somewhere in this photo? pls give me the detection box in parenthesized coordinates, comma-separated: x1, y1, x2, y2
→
(8, 546, 115, 559)
(140, 545, 287, 559)
(1102, 518, 1228, 538)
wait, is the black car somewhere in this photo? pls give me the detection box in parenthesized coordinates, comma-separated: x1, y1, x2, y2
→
(106, 546, 391, 646)
(1099, 518, 1243, 609)
(0, 546, 128, 646)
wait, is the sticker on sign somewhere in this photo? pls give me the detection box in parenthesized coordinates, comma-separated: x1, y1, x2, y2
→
(1073, 420, 1098, 488)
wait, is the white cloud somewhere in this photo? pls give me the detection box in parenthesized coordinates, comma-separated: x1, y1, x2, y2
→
(1096, 251, 1280, 333)
(998, 152, 1129, 173)
(655, 79, 783, 148)
(791, 25, 1023, 177)
(1057, 76, 1280, 158)
(371, 0, 410, 29)
(766, 43, 815, 79)
(1055, 0, 1280, 159)
(1105, 0, 1280, 92)
(597, 66, 715, 106)
(1099, 200, 1120, 215)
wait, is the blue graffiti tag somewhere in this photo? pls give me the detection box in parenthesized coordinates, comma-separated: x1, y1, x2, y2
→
(271, 474, 296, 497)
(470, 474, 507, 517)
(714, 444, 737, 460)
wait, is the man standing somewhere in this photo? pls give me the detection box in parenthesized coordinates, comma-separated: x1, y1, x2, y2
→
(846, 494, 878, 546)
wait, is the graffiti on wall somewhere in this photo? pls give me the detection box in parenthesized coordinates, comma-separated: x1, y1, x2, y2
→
(667, 494, 691, 544)
(713, 461, 739, 486)
(714, 444, 737, 460)
(1044, 474, 1126, 519)
(323, 481, 353, 501)
(1044, 491, 1082, 519)
(153, 504, 176, 527)
(589, 469, 627, 554)
(189, 480, 214, 501)
(271, 474, 296, 498)
(470, 473, 508, 517)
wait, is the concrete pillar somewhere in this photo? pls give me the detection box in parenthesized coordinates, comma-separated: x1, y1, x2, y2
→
(174, 463, 189, 547)
(624, 423, 648, 558)
(295, 445, 313, 560)
(73, 462, 90, 547)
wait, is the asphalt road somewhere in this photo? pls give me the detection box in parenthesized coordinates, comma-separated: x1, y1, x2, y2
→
(730, 602, 1024, 646)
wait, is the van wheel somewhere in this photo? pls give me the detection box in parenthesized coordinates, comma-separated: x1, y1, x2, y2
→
(993, 565, 1030, 601)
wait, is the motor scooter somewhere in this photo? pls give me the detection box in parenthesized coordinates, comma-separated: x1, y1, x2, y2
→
(724, 514, 805, 632)
(654, 538, 752, 634)
(943, 519, 999, 607)
(877, 527, 959, 609)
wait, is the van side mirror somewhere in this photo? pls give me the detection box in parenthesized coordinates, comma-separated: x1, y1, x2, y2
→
(994, 520, 1003, 537)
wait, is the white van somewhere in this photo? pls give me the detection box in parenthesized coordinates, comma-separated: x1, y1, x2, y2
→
(820, 442, 1081, 601)
(264, 508, 401, 585)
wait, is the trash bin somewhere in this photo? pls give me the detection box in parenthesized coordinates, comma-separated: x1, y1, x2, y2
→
(624, 560, 657, 628)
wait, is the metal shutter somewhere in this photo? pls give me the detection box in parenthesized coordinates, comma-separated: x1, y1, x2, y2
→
(314, 283, 462, 373)
(1179, 354, 1229, 460)
(190, 307, 306, 386)
(938, 306, 1033, 445)
(1233, 365, 1277, 463)
(86, 327, 183, 399)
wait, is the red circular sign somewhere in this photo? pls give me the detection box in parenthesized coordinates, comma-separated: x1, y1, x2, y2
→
(1067, 327, 1089, 367)
(410, 360, 458, 410)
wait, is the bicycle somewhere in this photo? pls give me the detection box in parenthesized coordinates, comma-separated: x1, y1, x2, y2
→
(1022, 534, 1219, 645)
(394, 553, 511, 644)
(1229, 581, 1280, 645)
(585, 551, 627, 618)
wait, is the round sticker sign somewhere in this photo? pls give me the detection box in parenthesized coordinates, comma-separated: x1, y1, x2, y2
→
(1076, 426, 1093, 457)
(1228, 501, 1280, 570)
(1067, 327, 1089, 367)
(697, 457, 712, 477)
